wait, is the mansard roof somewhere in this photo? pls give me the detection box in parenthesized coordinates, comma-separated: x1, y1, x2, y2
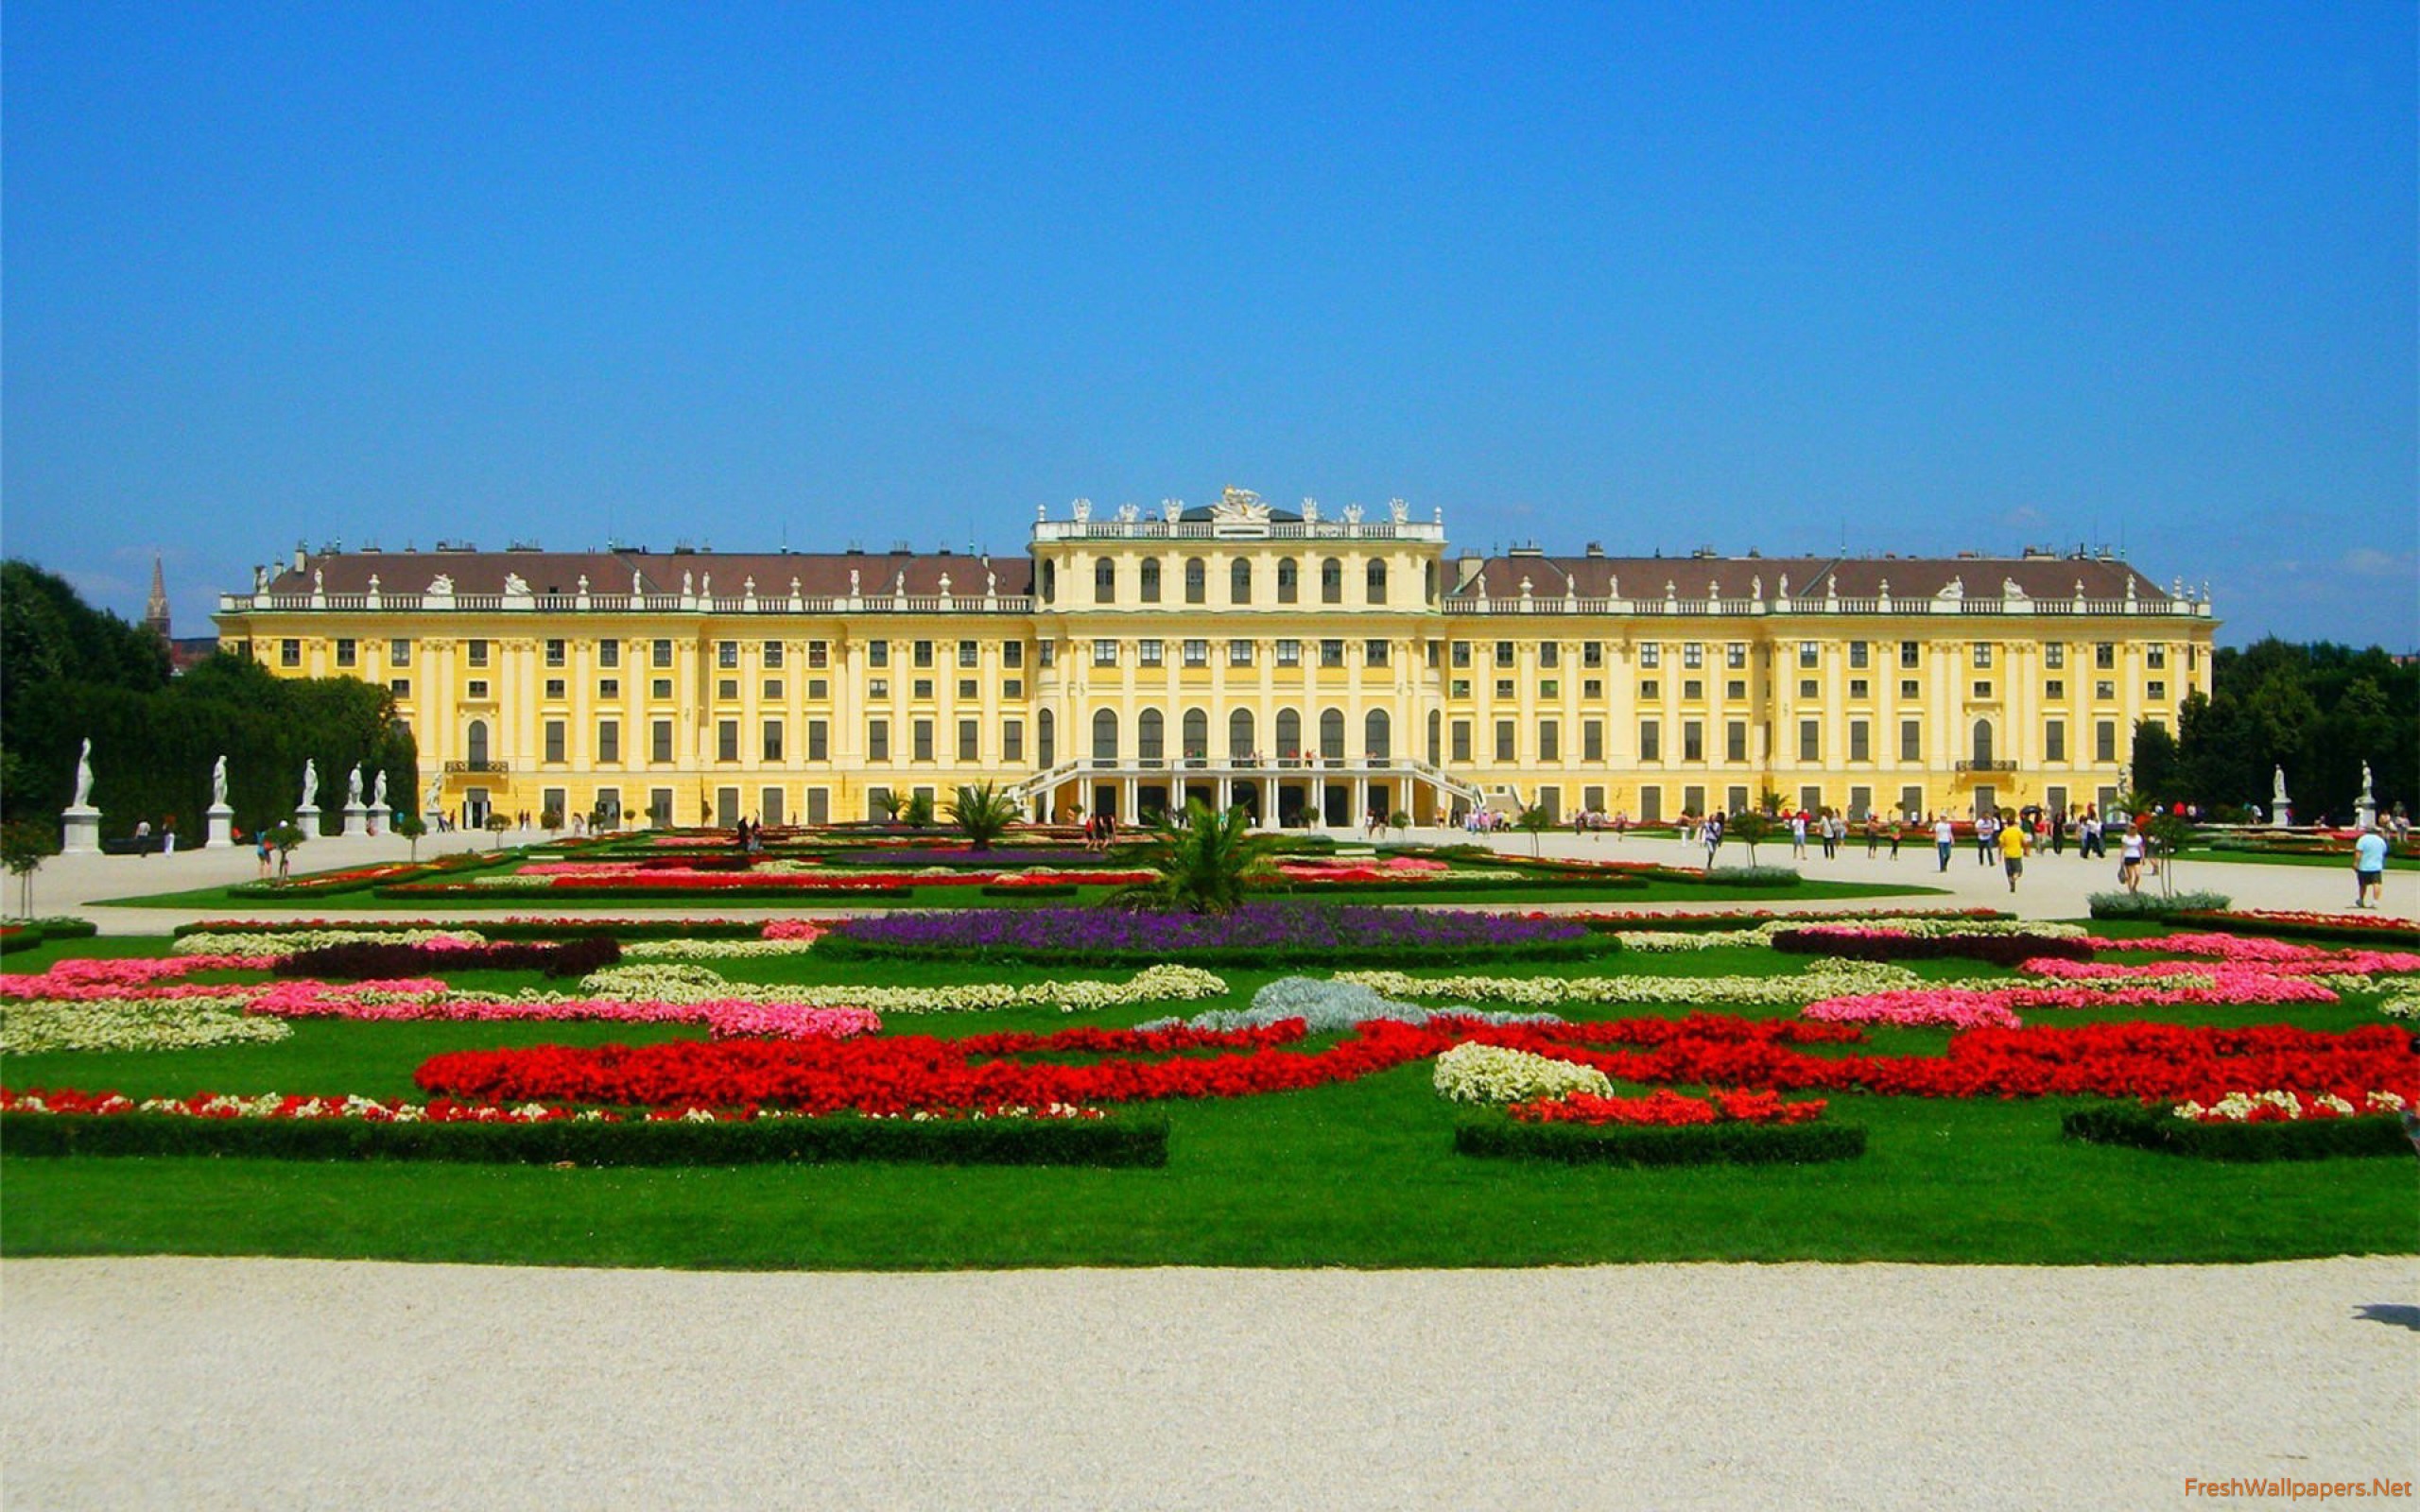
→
(262, 548, 1036, 599)
(1447, 553, 2180, 606)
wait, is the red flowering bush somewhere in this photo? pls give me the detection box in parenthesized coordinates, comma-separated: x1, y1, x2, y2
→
(1508, 1088, 1829, 1125)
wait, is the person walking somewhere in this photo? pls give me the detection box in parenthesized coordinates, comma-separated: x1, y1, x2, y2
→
(1864, 816, 1881, 858)
(2118, 825, 2146, 893)
(1998, 811, 2028, 893)
(1789, 811, 1808, 859)
(1703, 812, 1725, 870)
(1975, 810, 1997, 867)
(1934, 814, 1956, 872)
(1889, 817, 1904, 860)
(255, 830, 272, 879)
(2353, 826, 2389, 909)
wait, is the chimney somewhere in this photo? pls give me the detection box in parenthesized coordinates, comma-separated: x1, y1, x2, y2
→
(1455, 551, 1485, 591)
(292, 542, 308, 575)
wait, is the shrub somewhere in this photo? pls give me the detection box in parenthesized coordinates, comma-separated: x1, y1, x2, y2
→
(979, 883, 1079, 898)
(1685, 866, 1803, 887)
(2087, 890, 2234, 919)
(2061, 1105, 2413, 1161)
(1454, 1118, 1867, 1166)
(1432, 1042, 1613, 1104)
(272, 936, 622, 980)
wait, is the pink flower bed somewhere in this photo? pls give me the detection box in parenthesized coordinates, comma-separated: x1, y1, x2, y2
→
(250, 978, 880, 1041)
(762, 919, 827, 941)
(1, 955, 276, 1000)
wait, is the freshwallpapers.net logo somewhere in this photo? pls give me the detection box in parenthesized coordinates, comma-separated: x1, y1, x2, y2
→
(2184, 1478, 2412, 1502)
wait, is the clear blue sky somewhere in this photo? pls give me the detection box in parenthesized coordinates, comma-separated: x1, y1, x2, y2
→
(6, 2, 2413, 646)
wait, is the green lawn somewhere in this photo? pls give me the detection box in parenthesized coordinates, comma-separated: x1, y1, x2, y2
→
(5, 931, 2413, 1269)
(2179, 847, 2420, 872)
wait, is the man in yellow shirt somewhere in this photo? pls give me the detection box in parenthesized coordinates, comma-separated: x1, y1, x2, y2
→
(1997, 812, 2029, 893)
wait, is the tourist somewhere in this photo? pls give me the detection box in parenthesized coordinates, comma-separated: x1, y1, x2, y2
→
(162, 816, 177, 855)
(133, 817, 152, 856)
(1789, 811, 1807, 859)
(2118, 825, 2145, 892)
(2353, 825, 2389, 910)
(1702, 811, 1725, 870)
(1888, 816, 1903, 860)
(1998, 811, 2028, 893)
(1934, 813, 1956, 871)
(2050, 809, 2066, 855)
(255, 830, 272, 879)
(1821, 812, 1840, 861)
(1977, 810, 1999, 866)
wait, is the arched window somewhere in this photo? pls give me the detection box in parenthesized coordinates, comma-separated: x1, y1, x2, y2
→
(1972, 718, 1994, 766)
(1276, 708, 1303, 759)
(1276, 558, 1299, 603)
(1320, 708, 1345, 760)
(1182, 709, 1207, 760)
(1366, 559, 1387, 605)
(1040, 560, 1056, 605)
(1138, 709, 1165, 762)
(1321, 558, 1343, 604)
(1424, 560, 1438, 605)
(1037, 709, 1055, 767)
(1426, 710, 1443, 765)
(466, 720, 491, 767)
(1139, 559, 1162, 603)
(1231, 558, 1252, 605)
(1365, 709, 1391, 760)
(1229, 708, 1255, 760)
(1092, 709, 1118, 764)
(1094, 558, 1116, 604)
(1184, 558, 1206, 605)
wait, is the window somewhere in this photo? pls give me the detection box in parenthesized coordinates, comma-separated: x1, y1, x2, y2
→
(1495, 642, 1516, 668)
(1970, 643, 1992, 669)
(1684, 721, 1704, 761)
(958, 719, 978, 761)
(2095, 643, 2116, 669)
(717, 679, 739, 700)
(1900, 720, 1922, 761)
(1799, 679, 1818, 698)
(1848, 641, 1869, 669)
(1275, 639, 1302, 666)
(1183, 639, 1209, 667)
(2046, 720, 2066, 761)
(1364, 640, 1390, 667)
(1682, 643, 1703, 669)
(867, 642, 889, 668)
(910, 641, 933, 669)
(807, 679, 827, 699)
(1229, 709, 1254, 759)
(1542, 679, 1561, 698)
(763, 720, 784, 761)
(1640, 644, 1661, 669)
(717, 720, 739, 762)
(1495, 679, 1516, 699)
(1002, 719, 1023, 763)
(1495, 720, 1515, 761)
(1849, 720, 1870, 762)
(2095, 680, 2116, 699)
(718, 641, 739, 669)
(1583, 643, 1605, 669)
(2095, 719, 2116, 763)
(650, 720, 674, 764)
(1451, 720, 1473, 762)
(1138, 640, 1164, 667)
(1799, 719, 1820, 762)
(545, 639, 566, 667)
(1366, 559, 1387, 604)
(1538, 720, 1560, 761)
(1037, 709, 1055, 766)
(764, 641, 786, 669)
(544, 720, 566, 763)
(467, 640, 490, 668)
(1276, 709, 1302, 756)
(545, 679, 567, 700)
(1037, 641, 1055, 667)
(1681, 679, 1701, 700)
(1799, 642, 1818, 668)
(1583, 720, 1604, 761)
(1973, 681, 1993, 699)
(389, 639, 411, 668)
(2046, 679, 2065, 698)
(1640, 719, 1662, 761)
(1726, 721, 1748, 763)
(651, 639, 673, 668)
(1584, 679, 1604, 699)
(335, 639, 357, 667)
(1140, 559, 1162, 603)
(2148, 680, 2167, 700)
(1093, 639, 1118, 666)
(764, 679, 784, 700)
(1900, 679, 1921, 699)
(868, 719, 890, 762)
(1726, 680, 1746, 700)
(466, 680, 490, 700)
(1001, 641, 1023, 669)
(1092, 709, 1118, 762)
(1232, 558, 1252, 605)
(1726, 643, 1748, 670)
(651, 679, 674, 699)
(1184, 558, 1206, 604)
(911, 679, 934, 700)
(1639, 680, 1659, 699)
(2045, 643, 2066, 669)
(1094, 558, 1115, 603)
(1277, 558, 1299, 603)
(1450, 679, 1471, 698)
(1228, 640, 1254, 666)
(912, 719, 933, 762)
(958, 679, 977, 699)
(956, 640, 977, 668)
(2147, 645, 2167, 669)
(389, 679, 410, 697)
(867, 679, 888, 699)
(1451, 642, 1471, 668)
(1848, 679, 1869, 699)
(1183, 709, 1208, 759)
(1321, 558, 1343, 604)
(1900, 641, 1920, 669)
(1040, 560, 1056, 605)
(1321, 640, 1345, 668)
(806, 720, 828, 762)
(807, 641, 829, 669)
(1136, 711, 1163, 764)
(1535, 643, 1558, 669)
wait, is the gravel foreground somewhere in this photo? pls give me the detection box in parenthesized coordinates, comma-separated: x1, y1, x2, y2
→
(5, 1256, 2415, 1509)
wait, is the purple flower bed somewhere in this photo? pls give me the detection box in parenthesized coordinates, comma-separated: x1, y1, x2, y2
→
(821, 848, 1115, 869)
(816, 903, 1617, 966)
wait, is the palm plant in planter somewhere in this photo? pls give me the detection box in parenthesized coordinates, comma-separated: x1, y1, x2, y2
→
(947, 781, 1022, 851)
(1113, 800, 1270, 914)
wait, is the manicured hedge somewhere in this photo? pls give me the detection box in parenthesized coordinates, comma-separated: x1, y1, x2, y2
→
(2061, 1105, 2414, 1161)
(2167, 911, 2420, 950)
(1454, 1118, 1867, 1166)
(980, 883, 1080, 898)
(2086, 890, 2234, 920)
(1264, 873, 1651, 900)
(373, 884, 917, 903)
(172, 918, 775, 942)
(272, 936, 622, 980)
(1680, 867, 1804, 887)
(0, 918, 101, 954)
(1769, 930, 2095, 965)
(0, 1109, 1169, 1168)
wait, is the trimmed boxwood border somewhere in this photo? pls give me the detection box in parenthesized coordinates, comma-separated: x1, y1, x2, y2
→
(814, 932, 1624, 970)
(2061, 1104, 2413, 1161)
(2167, 911, 2420, 950)
(1264, 873, 1651, 899)
(0, 1109, 1168, 1168)
(0, 918, 101, 954)
(1455, 1117, 1866, 1166)
(373, 883, 918, 903)
(980, 883, 1079, 898)
(172, 918, 777, 942)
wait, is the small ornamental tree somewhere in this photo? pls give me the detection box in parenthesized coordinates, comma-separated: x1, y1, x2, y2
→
(485, 813, 513, 850)
(946, 782, 1020, 851)
(390, 811, 427, 862)
(1514, 804, 1552, 857)
(1113, 800, 1269, 915)
(1390, 809, 1412, 836)
(264, 821, 306, 881)
(903, 791, 936, 829)
(2147, 811, 2196, 899)
(2, 820, 60, 918)
(1725, 810, 1773, 867)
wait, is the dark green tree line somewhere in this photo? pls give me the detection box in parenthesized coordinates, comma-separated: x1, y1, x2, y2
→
(2139, 637, 2414, 822)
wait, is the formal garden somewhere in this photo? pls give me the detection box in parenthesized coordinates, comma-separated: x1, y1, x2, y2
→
(6, 796, 2416, 1268)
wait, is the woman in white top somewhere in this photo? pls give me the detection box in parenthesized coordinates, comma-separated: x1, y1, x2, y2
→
(2118, 826, 2146, 892)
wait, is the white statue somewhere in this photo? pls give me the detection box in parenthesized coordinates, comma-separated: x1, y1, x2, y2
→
(427, 572, 454, 594)
(503, 572, 530, 596)
(1388, 498, 1409, 524)
(300, 759, 319, 811)
(72, 739, 95, 808)
(849, 568, 861, 596)
(2273, 765, 2290, 805)
(346, 764, 365, 806)
(423, 773, 443, 814)
(211, 754, 228, 808)
(372, 770, 389, 811)
(2360, 761, 2375, 799)
(986, 568, 997, 596)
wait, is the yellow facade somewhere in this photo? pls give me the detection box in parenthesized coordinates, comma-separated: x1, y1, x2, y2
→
(215, 490, 2217, 829)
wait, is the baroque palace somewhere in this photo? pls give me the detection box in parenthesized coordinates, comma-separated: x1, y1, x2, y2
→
(214, 489, 2217, 832)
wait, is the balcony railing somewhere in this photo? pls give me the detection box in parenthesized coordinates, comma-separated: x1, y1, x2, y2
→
(442, 760, 512, 774)
(1954, 760, 2018, 774)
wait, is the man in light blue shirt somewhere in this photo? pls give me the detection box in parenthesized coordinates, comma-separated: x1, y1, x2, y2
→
(2353, 828, 2389, 909)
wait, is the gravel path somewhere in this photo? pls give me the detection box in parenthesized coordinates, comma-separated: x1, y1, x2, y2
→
(6, 1256, 2415, 1509)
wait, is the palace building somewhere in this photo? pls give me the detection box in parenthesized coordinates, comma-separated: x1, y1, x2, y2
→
(213, 489, 2217, 831)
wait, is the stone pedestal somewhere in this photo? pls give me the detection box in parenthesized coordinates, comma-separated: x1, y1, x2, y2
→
(61, 806, 101, 855)
(342, 803, 371, 838)
(295, 806, 326, 837)
(2273, 805, 2291, 829)
(206, 804, 234, 849)
(368, 805, 390, 836)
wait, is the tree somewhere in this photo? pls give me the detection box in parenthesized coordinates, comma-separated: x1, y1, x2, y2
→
(902, 791, 935, 829)
(390, 811, 427, 862)
(1724, 810, 1772, 867)
(1113, 800, 1269, 915)
(2145, 811, 2195, 900)
(2, 820, 60, 918)
(485, 813, 513, 850)
(1513, 803, 1551, 857)
(1390, 809, 1412, 836)
(2130, 718, 2182, 805)
(264, 821, 305, 881)
(945, 782, 1020, 850)
(877, 790, 908, 824)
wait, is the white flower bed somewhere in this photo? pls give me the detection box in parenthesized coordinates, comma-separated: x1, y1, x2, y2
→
(1340, 958, 1922, 1008)
(2172, 1090, 2408, 1122)
(622, 938, 825, 960)
(1612, 917, 2089, 952)
(2380, 993, 2420, 1021)
(2, 999, 293, 1054)
(576, 962, 1226, 1014)
(173, 929, 484, 956)
(1432, 1042, 1612, 1105)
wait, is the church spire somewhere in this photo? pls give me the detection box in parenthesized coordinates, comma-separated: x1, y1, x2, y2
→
(144, 552, 170, 640)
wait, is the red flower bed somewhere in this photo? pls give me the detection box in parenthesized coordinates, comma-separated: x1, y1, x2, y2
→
(1508, 1088, 1829, 1125)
